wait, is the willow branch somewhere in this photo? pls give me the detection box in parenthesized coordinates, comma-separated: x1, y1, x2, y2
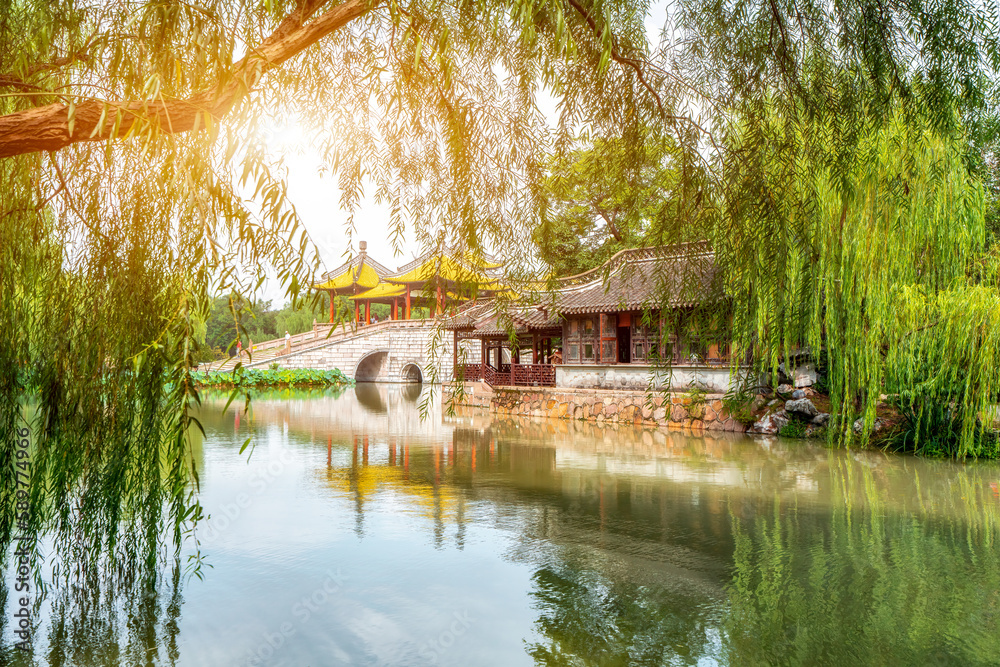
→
(0, 0, 374, 159)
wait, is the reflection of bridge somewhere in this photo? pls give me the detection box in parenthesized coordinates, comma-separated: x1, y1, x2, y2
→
(206, 319, 480, 383)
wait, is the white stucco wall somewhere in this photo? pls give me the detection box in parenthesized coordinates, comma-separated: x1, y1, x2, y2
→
(555, 364, 743, 393)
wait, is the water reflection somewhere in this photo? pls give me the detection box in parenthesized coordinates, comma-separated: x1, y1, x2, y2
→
(354, 384, 388, 414)
(260, 389, 1000, 665)
(5, 386, 999, 665)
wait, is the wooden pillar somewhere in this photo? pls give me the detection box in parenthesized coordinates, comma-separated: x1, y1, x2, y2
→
(532, 333, 538, 365)
(453, 330, 459, 378)
(436, 283, 443, 317)
(354, 299, 360, 325)
(365, 300, 371, 325)
(329, 291, 335, 323)
(481, 338, 486, 368)
(392, 298, 397, 320)
(405, 285, 412, 319)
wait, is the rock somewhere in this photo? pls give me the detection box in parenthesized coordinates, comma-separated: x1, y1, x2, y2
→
(653, 407, 667, 422)
(785, 398, 819, 419)
(812, 412, 830, 425)
(794, 376, 814, 388)
(804, 424, 822, 438)
(777, 383, 795, 395)
(752, 395, 768, 412)
(791, 389, 805, 399)
(753, 412, 789, 435)
(767, 399, 781, 408)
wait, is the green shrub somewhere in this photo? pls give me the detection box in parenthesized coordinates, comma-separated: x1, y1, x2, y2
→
(886, 392, 999, 458)
(191, 368, 353, 388)
(779, 419, 808, 438)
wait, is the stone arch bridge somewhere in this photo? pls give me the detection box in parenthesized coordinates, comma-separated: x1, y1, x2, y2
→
(206, 319, 477, 383)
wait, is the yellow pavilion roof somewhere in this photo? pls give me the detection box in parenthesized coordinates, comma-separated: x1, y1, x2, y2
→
(385, 254, 501, 287)
(349, 282, 406, 300)
(314, 251, 392, 292)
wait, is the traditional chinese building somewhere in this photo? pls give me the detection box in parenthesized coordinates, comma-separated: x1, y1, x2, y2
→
(316, 242, 508, 324)
(447, 242, 738, 392)
(314, 241, 394, 325)
(381, 246, 505, 318)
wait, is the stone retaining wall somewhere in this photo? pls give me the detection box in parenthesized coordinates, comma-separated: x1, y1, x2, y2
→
(446, 383, 748, 432)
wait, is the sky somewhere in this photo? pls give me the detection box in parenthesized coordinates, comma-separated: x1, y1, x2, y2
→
(256, 3, 671, 305)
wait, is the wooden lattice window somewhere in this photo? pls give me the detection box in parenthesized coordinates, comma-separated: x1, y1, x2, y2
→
(581, 316, 596, 362)
(631, 321, 659, 363)
(565, 318, 580, 362)
(564, 316, 596, 363)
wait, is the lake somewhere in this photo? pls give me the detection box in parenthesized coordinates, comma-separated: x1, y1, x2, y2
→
(4, 384, 1000, 666)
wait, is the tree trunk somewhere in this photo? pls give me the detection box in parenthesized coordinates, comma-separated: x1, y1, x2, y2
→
(0, 0, 372, 159)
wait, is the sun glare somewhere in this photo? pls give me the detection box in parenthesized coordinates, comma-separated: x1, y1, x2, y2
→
(259, 114, 309, 156)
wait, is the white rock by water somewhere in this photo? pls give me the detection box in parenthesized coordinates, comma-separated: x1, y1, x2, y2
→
(785, 398, 819, 419)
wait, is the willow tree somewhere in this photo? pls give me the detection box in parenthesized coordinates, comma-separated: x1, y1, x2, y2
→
(672, 0, 1000, 455)
(0, 0, 998, 607)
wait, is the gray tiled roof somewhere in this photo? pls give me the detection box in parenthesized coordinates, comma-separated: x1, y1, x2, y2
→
(543, 242, 719, 315)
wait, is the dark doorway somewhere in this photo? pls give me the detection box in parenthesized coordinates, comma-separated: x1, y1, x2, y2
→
(617, 326, 631, 363)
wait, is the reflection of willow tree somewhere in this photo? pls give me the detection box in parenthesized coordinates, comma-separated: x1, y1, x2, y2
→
(0, 402, 202, 657)
(525, 555, 722, 666)
(42, 566, 182, 667)
(725, 467, 1000, 665)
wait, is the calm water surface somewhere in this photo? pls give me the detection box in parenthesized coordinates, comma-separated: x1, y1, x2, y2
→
(5, 384, 1000, 666)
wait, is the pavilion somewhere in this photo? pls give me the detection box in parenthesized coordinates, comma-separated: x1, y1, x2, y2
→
(380, 247, 505, 318)
(314, 242, 508, 324)
(314, 241, 393, 325)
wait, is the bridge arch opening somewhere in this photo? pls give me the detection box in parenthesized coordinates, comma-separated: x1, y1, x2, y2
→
(354, 350, 389, 382)
(400, 363, 423, 384)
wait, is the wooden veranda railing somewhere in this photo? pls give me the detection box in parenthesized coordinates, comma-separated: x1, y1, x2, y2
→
(454, 363, 555, 387)
(511, 363, 556, 386)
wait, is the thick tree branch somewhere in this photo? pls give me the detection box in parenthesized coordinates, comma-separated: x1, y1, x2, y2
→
(0, 0, 373, 159)
(592, 202, 623, 241)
